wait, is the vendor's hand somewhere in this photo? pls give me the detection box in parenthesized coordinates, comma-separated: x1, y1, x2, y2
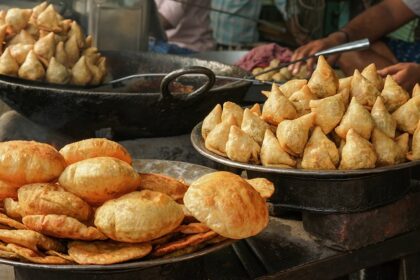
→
(289, 32, 347, 76)
(377, 62, 420, 91)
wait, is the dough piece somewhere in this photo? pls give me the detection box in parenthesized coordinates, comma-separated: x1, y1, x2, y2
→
(371, 128, 403, 166)
(371, 96, 397, 138)
(260, 129, 296, 167)
(3, 198, 22, 220)
(58, 157, 140, 205)
(241, 108, 270, 144)
(55, 41, 68, 67)
(68, 241, 152, 265)
(339, 129, 377, 169)
(262, 85, 297, 125)
(7, 243, 70, 264)
(8, 30, 36, 45)
(59, 138, 132, 165)
(22, 215, 107, 241)
(301, 126, 339, 170)
(381, 75, 409, 112)
(249, 103, 261, 116)
(221, 101, 243, 127)
(138, 173, 188, 201)
(71, 56, 92, 86)
(413, 84, 419, 98)
(245, 178, 275, 199)
(46, 57, 70, 84)
(310, 92, 346, 134)
(392, 95, 420, 134)
(338, 76, 352, 93)
(361, 63, 383, 91)
(226, 126, 260, 164)
(276, 112, 315, 156)
(307, 55, 338, 98)
(18, 183, 92, 221)
(289, 85, 318, 116)
(5, 8, 32, 32)
(9, 43, 33, 65)
(33, 32, 55, 65)
(184, 171, 268, 239)
(408, 120, 420, 160)
(0, 229, 63, 252)
(205, 116, 236, 156)
(65, 34, 80, 67)
(201, 104, 222, 139)
(0, 48, 19, 76)
(36, 4, 62, 32)
(351, 69, 380, 110)
(18, 50, 45, 81)
(0, 140, 65, 185)
(0, 180, 19, 200)
(94, 190, 184, 242)
(279, 79, 307, 98)
(335, 97, 374, 139)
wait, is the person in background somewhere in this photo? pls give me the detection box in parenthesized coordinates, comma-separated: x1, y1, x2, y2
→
(289, 0, 420, 90)
(154, 0, 216, 52)
(211, 0, 262, 50)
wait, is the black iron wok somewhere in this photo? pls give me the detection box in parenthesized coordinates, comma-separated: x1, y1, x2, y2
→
(0, 51, 251, 139)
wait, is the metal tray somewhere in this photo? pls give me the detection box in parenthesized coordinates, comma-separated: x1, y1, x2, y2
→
(1, 159, 234, 279)
(191, 122, 419, 213)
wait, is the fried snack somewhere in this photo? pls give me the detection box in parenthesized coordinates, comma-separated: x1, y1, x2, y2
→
(0, 213, 26, 229)
(371, 96, 397, 138)
(205, 116, 237, 156)
(260, 129, 296, 168)
(0, 249, 19, 260)
(22, 215, 107, 241)
(221, 102, 243, 127)
(279, 79, 307, 98)
(241, 108, 270, 145)
(310, 92, 346, 134)
(184, 172, 268, 239)
(95, 190, 184, 243)
(361, 63, 383, 91)
(0, 25, 6, 54)
(138, 173, 188, 201)
(261, 84, 297, 125)
(289, 85, 318, 116)
(3, 198, 22, 220)
(307, 56, 338, 98)
(33, 32, 54, 65)
(338, 76, 352, 93)
(0, 179, 19, 200)
(18, 183, 92, 221)
(59, 138, 132, 165)
(371, 128, 402, 166)
(0, 48, 19, 76)
(413, 83, 420, 98)
(335, 97, 374, 139)
(201, 104, 222, 139)
(408, 120, 420, 161)
(68, 21, 85, 49)
(249, 103, 261, 116)
(301, 126, 339, 170)
(71, 56, 92, 86)
(18, 50, 45, 80)
(9, 43, 33, 65)
(0, 140, 65, 185)
(339, 129, 377, 169)
(245, 178, 275, 199)
(58, 157, 140, 205)
(226, 126, 260, 164)
(7, 244, 70, 264)
(46, 250, 74, 262)
(276, 113, 315, 156)
(381, 75, 409, 112)
(174, 223, 210, 234)
(351, 69, 380, 110)
(5, 8, 32, 32)
(0, 229, 64, 252)
(68, 241, 152, 265)
(8, 29, 36, 45)
(392, 95, 420, 134)
(36, 4, 61, 33)
(55, 41, 68, 67)
(152, 231, 217, 257)
(46, 57, 71, 84)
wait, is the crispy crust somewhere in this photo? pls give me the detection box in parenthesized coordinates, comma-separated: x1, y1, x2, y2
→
(7, 243, 70, 264)
(0, 179, 19, 200)
(138, 173, 188, 201)
(0, 229, 64, 252)
(0, 213, 26, 229)
(3, 198, 22, 220)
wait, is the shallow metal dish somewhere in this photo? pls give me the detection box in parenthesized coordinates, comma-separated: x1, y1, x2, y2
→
(191, 122, 419, 213)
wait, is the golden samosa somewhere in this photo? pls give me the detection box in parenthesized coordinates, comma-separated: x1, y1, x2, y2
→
(71, 56, 92, 86)
(413, 84, 420, 98)
(30, 2, 48, 23)
(260, 129, 296, 167)
(205, 116, 236, 156)
(276, 113, 315, 156)
(381, 75, 409, 112)
(392, 95, 420, 134)
(68, 21, 85, 49)
(339, 129, 377, 169)
(371, 128, 403, 166)
(201, 104, 222, 139)
(408, 121, 420, 161)
(279, 79, 307, 98)
(65, 34, 80, 67)
(226, 126, 260, 163)
(241, 108, 270, 144)
(5, 8, 32, 32)
(361, 63, 383, 91)
(371, 96, 397, 138)
(8, 30, 36, 46)
(97, 57, 107, 82)
(9, 43, 33, 65)
(338, 76, 352, 93)
(18, 50, 45, 81)
(335, 97, 374, 139)
(55, 41, 68, 67)
(261, 82, 279, 98)
(221, 101, 243, 126)
(36, 4, 62, 32)
(262, 85, 297, 125)
(301, 126, 339, 170)
(86, 58, 103, 85)
(309, 91, 346, 134)
(249, 103, 261, 116)
(46, 57, 70, 84)
(396, 133, 409, 163)
(307, 55, 338, 98)
(289, 85, 318, 116)
(351, 69, 380, 110)
(34, 32, 55, 65)
(0, 48, 19, 77)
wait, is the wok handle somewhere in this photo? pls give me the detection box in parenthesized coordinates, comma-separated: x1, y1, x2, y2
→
(160, 66, 216, 101)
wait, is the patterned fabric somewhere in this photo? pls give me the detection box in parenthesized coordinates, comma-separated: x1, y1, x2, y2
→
(385, 38, 420, 63)
(210, 0, 262, 46)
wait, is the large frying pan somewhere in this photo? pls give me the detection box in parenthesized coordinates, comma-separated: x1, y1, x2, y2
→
(0, 51, 251, 139)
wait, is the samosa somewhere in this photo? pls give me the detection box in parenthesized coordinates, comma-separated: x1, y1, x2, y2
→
(241, 108, 270, 145)
(307, 55, 339, 98)
(221, 101, 243, 127)
(392, 95, 420, 134)
(226, 126, 260, 163)
(351, 69, 380, 110)
(9, 43, 33, 65)
(361, 63, 383, 91)
(5, 8, 32, 32)
(205, 116, 236, 156)
(380, 75, 409, 112)
(71, 56, 92, 86)
(279, 79, 307, 98)
(46, 57, 70, 84)
(0, 48, 19, 76)
(371, 128, 404, 166)
(339, 129, 377, 169)
(289, 85, 317, 116)
(18, 50, 45, 81)
(310, 91, 346, 134)
(36, 4, 62, 32)
(371, 96, 397, 138)
(201, 104, 222, 139)
(408, 121, 420, 161)
(262, 85, 297, 125)
(260, 129, 296, 167)
(34, 32, 56, 65)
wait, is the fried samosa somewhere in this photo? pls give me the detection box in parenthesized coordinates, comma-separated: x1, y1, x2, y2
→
(71, 56, 92, 86)
(226, 126, 260, 163)
(380, 75, 409, 112)
(371, 96, 397, 138)
(260, 129, 296, 167)
(36, 4, 62, 32)
(55, 41, 68, 67)
(392, 95, 420, 134)
(9, 43, 33, 65)
(338, 76, 352, 93)
(8, 29, 36, 46)
(408, 120, 420, 161)
(289, 85, 318, 116)
(68, 21, 85, 49)
(396, 133, 409, 163)
(279, 79, 307, 98)
(361, 63, 383, 91)
(413, 83, 420, 98)
(65, 34, 80, 67)
(46, 57, 71, 84)
(201, 104, 222, 139)
(18, 50, 45, 81)
(205, 116, 236, 156)
(262, 86, 297, 125)
(5, 8, 32, 32)
(307, 55, 338, 98)
(241, 108, 270, 144)
(339, 129, 377, 169)
(351, 69, 380, 110)
(34, 32, 55, 65)
(30, 2, 48, 23)
(371, 128, 403, 166)
(276, 112, 315, 156)
(301, 126, 339, 169)
(0, 48, 19, 76)
(86, 58, 103, 85)
(221, 101, 243, 127)
(310, 91, 346, 134)
(249, 103, 261, 116)
(335, 97, 374, 139)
